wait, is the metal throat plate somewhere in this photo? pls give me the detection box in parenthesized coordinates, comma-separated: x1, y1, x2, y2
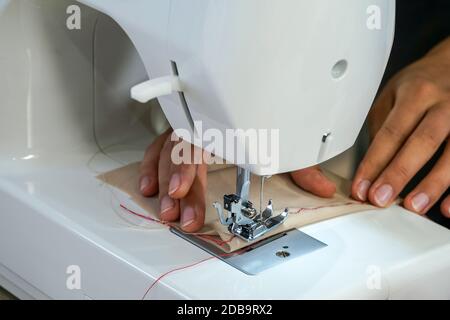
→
(170, 228, 327, 275)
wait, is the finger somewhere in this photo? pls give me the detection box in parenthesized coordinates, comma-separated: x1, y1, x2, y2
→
(140, 129, 172, 197)
(352, 81, 440, 201)
(441, 195, 450, 218)
(367, 85, 395, 139)
(179, 162, 208, 233)
(368, 104, 450, 207)
(158, 135, 180, 222)
(403, 141, 450, 214)
(168, 141, 199, 199)
(290, 165, 336, 198)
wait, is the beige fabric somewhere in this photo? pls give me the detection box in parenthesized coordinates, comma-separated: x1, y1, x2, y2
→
(98, 163, 377, 252)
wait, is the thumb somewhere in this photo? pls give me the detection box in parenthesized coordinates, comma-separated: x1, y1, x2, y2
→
(290, 165, 336, 198)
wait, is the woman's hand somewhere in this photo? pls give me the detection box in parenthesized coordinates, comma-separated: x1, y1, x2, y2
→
(352, 38, 450, 217)
(139, 129, 208, 233)
(140, 131, 337, 233)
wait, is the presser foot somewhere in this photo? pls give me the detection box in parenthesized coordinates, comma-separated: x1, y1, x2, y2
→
(213, 197, 289, 242)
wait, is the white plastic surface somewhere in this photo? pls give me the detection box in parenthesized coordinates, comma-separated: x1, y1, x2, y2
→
(1, 153, 450, 300)
(78, 0, 396, 176)
(1, 0, 450, 300)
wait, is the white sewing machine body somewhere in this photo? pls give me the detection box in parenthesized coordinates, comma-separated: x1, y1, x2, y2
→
(79, 0, 396, 175)
(1, 0, 450, 299)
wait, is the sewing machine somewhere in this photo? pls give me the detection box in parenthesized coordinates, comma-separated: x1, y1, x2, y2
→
(1, 0, 450, 300)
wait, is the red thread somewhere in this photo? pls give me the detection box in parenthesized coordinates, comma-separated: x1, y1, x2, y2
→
(141, 256, 215, 299)
(141, 245, 252, 300)
(119, 204, 238, 299)
(294, 201, 360, 214)
(119, 201, 362, 299)
(196, 233, 235, 247)
(120, 204, 235, 248)
(120, 204, 168, 226)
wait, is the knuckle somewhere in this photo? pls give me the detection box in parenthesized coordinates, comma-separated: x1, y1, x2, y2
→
(379, 123, 405, 142)
(416, 127, 442, 150)
(391, 162, 411, 184)
(405, 78, 438, 99)
(416, 81, 437, 97)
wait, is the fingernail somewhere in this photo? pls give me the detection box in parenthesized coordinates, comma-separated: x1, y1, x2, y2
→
(160, 195, 175, 215)
(411, 193, 430, 213)
(357, 180, 371, 201)
(374, 184, 393, 207)
(140, 176, 151, 193)
(168, 173, 181, 195)
(181, 206, 196, 228)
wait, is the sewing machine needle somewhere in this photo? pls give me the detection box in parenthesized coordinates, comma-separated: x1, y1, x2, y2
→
(259, 175, 267, 221)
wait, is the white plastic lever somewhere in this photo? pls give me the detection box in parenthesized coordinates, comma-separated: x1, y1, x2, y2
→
(131, 75, 182, 103)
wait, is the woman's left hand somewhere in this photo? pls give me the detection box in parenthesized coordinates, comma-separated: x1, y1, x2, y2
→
(352, 38, 450, 217)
